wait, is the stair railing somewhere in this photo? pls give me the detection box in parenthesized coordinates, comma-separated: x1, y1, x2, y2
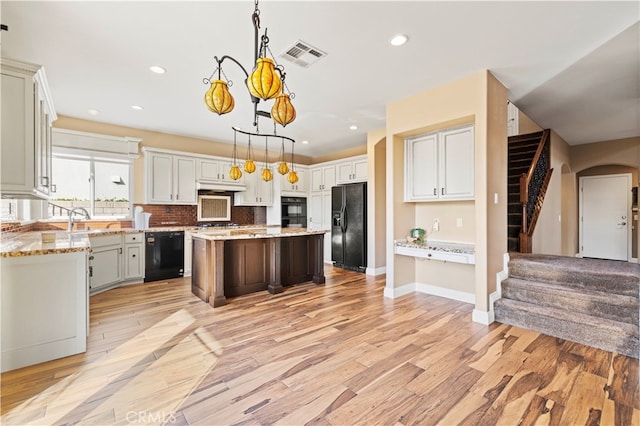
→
(519, 129, 552, 253)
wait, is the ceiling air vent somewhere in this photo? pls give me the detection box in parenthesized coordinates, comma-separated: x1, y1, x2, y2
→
(279, 40, 327, 68)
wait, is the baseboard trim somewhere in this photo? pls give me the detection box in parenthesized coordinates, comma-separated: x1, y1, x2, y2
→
(366, 266, 387, 276)
(472, 308, 494, 325)
(383, 282, 474, 305)
(480, 252, 510, 325)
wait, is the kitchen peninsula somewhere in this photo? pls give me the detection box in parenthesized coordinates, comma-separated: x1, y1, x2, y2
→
(191, 227, 326, 307)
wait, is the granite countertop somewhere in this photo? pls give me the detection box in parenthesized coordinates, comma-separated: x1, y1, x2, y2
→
(1, 225, 327, 257)
(394, 239, 475, 255)
(192, 227, 327, 241)
(1, 232, 91, 258)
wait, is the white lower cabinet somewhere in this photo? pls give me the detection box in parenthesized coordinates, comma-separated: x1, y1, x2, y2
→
(89, 232, 144, 294)
(124, 232, 144, 280)
(89, 235, 123, 293)
(1, 251, 87, 372)
(309, 191, 333, 263)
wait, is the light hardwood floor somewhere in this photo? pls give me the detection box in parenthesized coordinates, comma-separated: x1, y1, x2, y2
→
(1, 266, 638, 425)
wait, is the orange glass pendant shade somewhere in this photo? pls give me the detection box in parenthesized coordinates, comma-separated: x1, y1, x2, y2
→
(247, 58, 282, 100)
(261, 167, 273, 182)
(277, 161, 289, 175)
(244, 159, 257, 173)
(204, 80, 235, 115)
(229, 164, 243, 181)
(271, 93, 296, 127)
(287, 170, 299, 184)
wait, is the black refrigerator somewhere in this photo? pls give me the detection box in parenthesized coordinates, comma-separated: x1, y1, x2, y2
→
(331, 182, 367, 272)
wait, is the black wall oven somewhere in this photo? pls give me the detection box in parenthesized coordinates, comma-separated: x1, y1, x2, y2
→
(281, 197, 307, 228)
(144, 231, 184, 282)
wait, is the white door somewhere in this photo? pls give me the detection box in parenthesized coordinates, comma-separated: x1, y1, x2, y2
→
(580, 174, 631, 261)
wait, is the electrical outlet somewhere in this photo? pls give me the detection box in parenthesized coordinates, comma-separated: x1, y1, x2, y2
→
(433, 218, 439, 232)
(456, 218, 463, 228)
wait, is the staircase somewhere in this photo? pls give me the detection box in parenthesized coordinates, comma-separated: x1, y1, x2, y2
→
(495, 253, 640, 358)
(507, 130, 552, 253)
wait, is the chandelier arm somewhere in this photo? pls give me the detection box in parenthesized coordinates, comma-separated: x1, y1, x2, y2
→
(215, 55, 250, 79)
(232, 126, 295, 144)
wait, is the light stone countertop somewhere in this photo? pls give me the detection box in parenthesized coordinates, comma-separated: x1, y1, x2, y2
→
(1, 225, 329, 257)
(1, 232, 91, 258)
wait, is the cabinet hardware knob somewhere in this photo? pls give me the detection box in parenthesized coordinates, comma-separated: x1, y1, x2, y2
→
(441, 188, 444, 196)
(433, 188, 437, 196)
(51, 184, 57, 192)
(132, 254, 136, 257)
(41, 176, 49, 187)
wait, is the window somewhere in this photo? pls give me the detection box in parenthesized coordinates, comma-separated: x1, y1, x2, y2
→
(49, 154, 133, 219)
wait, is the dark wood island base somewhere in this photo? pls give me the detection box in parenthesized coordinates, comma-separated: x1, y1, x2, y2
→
(191, 229, 326, 308)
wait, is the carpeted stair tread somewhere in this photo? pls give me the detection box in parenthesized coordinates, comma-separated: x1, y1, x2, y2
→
(495, 298, 639, 358)
(502, 277, 639, 324)
(508, 253, 640, 297)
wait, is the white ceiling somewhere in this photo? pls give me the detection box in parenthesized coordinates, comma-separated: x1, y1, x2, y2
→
(2, 1, 638, 158)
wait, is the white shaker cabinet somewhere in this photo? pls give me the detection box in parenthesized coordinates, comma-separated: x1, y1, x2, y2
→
(123, 232, 144, 280)
(234, 171, 273, 206)
(1, 251, 87, 372)
(89, 234, 123, 293)
(1, 58, 57, 199)
(310, 165, 336, 192)
(336, 156, 367, 184)
(280, 166, 307, 196)
(144, 149, 197, 204)
(405, 124, 474, 202)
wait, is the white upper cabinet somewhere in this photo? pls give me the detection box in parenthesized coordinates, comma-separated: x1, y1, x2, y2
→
(145, 149, 197, 204)
(234, 171, 273, 206)
(1, 58, 57, 199)
(336, 155, 367, 184)
(405, 124, 474, 202)
(197, 158, 244, 185)
(280, 166, 307, 195)
(310, 165, 336, 192)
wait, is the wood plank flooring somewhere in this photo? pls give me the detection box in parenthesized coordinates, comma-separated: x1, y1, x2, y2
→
(2, 266, 638, 425)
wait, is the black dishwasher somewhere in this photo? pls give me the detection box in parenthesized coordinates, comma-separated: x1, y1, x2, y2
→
(144, 231, 184, 282)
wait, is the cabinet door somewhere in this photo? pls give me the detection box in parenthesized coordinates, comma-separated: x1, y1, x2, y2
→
(310, 168, 323, 192)
(1, 69, 36, 196)
(257, 176, 273, 205)
(90, 245, 122, 291)
(148, 153, 173, 203)
(174, 156, 196, 204)
(352, 159, 367, 182)
(309, 193, 323, 230)
(321, 192, 333, 263)
(281, 168, 306, 194)
(124, 244, 143, 280)
(322, 166, 336, 190)
(440, 126, 474, 200)
(405, 134, 439, 201)
(198, 159, 221, 181)
(336, 162, 353, 184)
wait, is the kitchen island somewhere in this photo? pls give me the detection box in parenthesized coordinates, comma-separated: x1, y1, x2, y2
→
(191, 227, 326, 307)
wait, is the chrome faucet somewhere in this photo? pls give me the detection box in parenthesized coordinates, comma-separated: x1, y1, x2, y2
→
(68, 207, 91, 232)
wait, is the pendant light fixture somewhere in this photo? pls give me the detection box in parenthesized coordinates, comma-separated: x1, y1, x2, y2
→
(261, 136, 273, 182)
(229, 130, 243, 180)
(277, 138, 289, 175)
(202, 0, 298, 180)
(287, 140, 299, 184)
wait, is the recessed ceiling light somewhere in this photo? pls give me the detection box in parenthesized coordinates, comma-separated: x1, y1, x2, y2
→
(349, 125, 358, 131)
(149, 65, 166, 74)
(87, 109, 99, 116)
(301, 140, 309, 144)
(131, 105, 144, 111)
(389, 34, 408, 47)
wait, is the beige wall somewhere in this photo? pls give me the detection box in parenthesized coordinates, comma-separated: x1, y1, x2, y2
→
(517, 110, 543, 134)
(366, 128, 387, 272)
(312, 145, 367, 164)
(532, 130, 573, 255)
(571, 137, 640, 173)
(385, 70, 508, 314)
